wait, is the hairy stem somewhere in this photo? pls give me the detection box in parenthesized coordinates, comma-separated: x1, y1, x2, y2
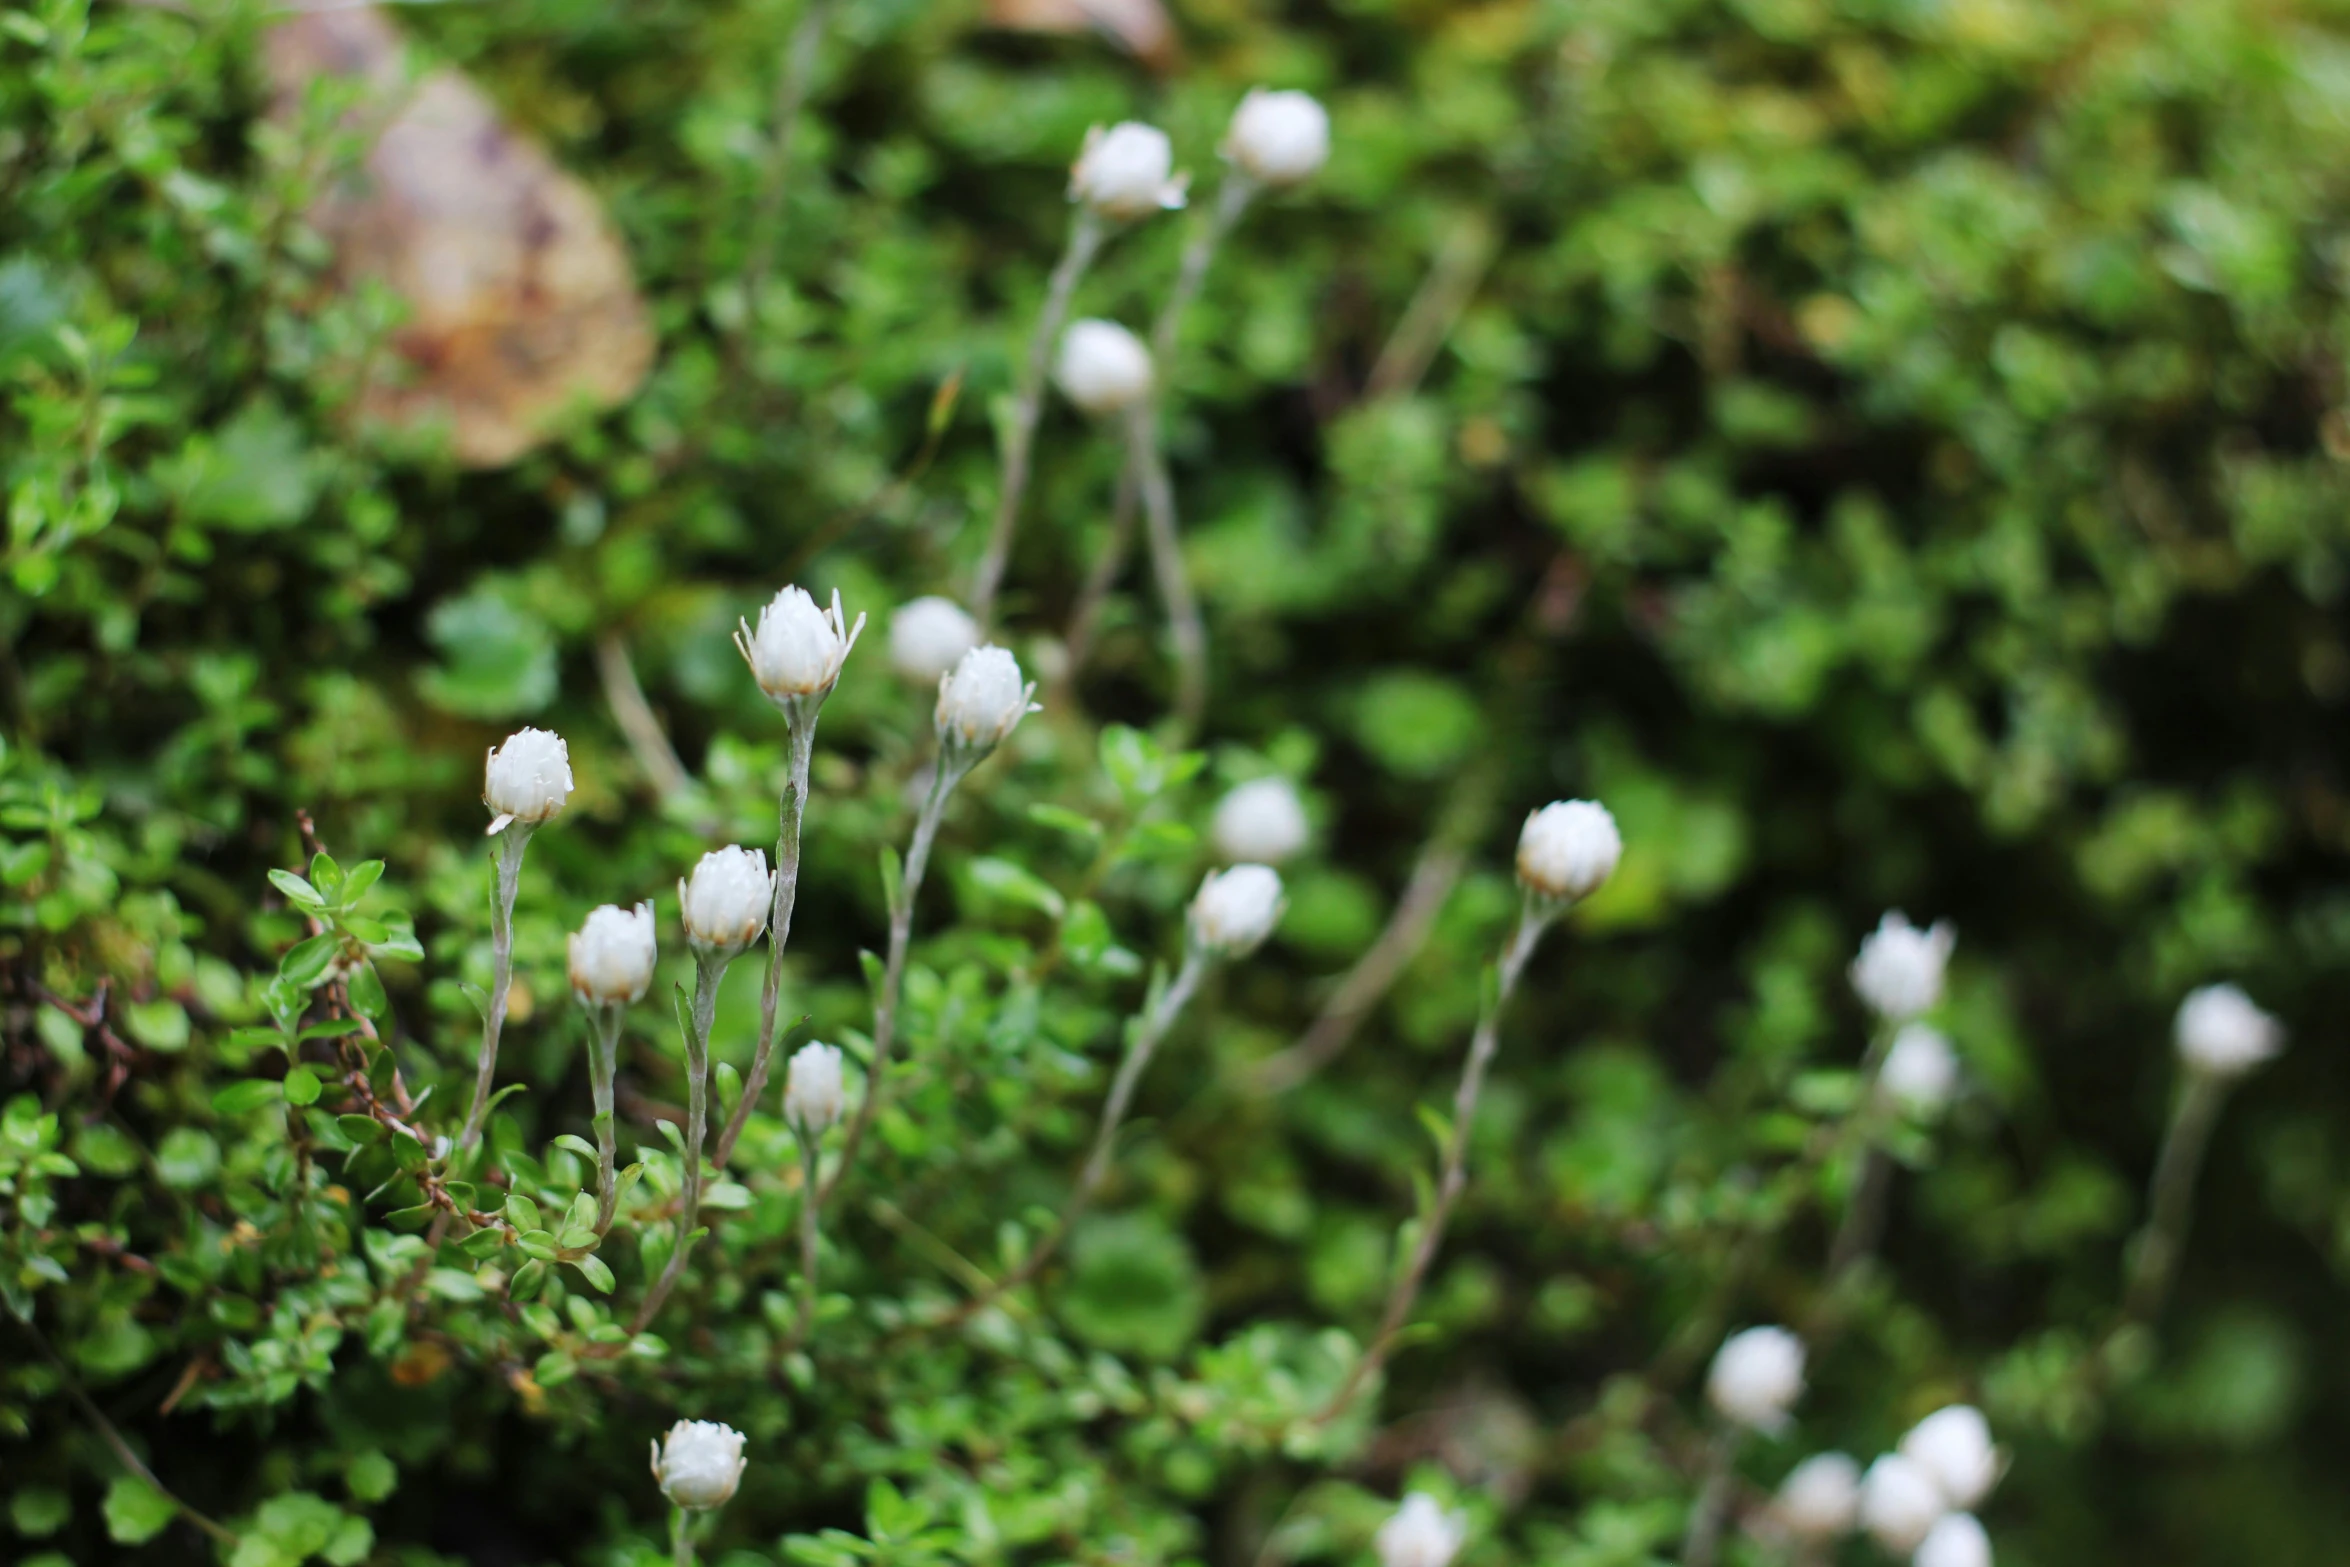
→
(1125, 405, 1207, 738)
(631, 953, 726, 1334)
(2123, 1069, 2230, 1328)
(784, 1130, 824, 1353)
(1154, 174, 1256, 365)
(1823, 1026, 1898, 1284)
(1062, 456, 1141, 674)
(588, 1002, 624, 1233)
(1680, 1423, 1742, 1567)
(715, 718, 816, 1167)
(738, 0, 836, 341)
(457, 823, 532, 1157)
(671, 1504, 695, 1567)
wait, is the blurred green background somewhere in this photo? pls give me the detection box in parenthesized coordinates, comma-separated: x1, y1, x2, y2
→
(5, 0, 2350, 1562)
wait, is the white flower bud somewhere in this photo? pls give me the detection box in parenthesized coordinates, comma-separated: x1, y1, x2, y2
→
(679, 846, 774, 955)
(651, 1419, 746, 1511)
(1850, 912, 1955, 1023)
(1225, 89, 1330, 185)
(1859, 1454, 1948, 1554)
(1515, 799, 1621, 903)
(483, 727, 572, 831)
(2174, 982, 2283, 1079)
(1706, 1325, 1805, 1432)
(1898, 1405, 2000, 1511)
(1191, 864, 1284, 957)
(1069, 121, 1186, 219)
(1373, 1492, 1466, 1567)
(1772, 1452, 1860, 1541)
(1211, 777, 1310, 864)
(784, 1041, 846, 1136)
(935, 644, 1037, 752)
(568, 902, 657, 1006)
(735, 585, 863, 709)
(889, 596, 979, 684)
(1879, 1023, 1959, 1118)
(1913, 1512, 1992, 1567)
(1054, 319, 1154, 417)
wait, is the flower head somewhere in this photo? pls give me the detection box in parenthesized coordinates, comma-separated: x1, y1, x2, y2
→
(1706, 1325, 1805, 1432)
(1898, 1405, 2001, 1511)
(651, 1419, 746, 1511)
(1516, 799, 1621, 903)
(1191, 864, 1284, 957)
(1069, 121, 1186, 219)
(1858, 1453, 1946, 1554)
(1879, 1023, 1959, 1118)
(1225, 89, 1330, 185)
(1850, 912, 1955, 1023)
(679, 846, 774, 956)
(735, 585, 863, 710)
(1055, 319, 1154, 416)
(935, 645, 1037, 753)
(1772, 1452, 1860, 1542)
(2174, 982, 2284, 1079)
(1212, 777, 1310, 864)
(568, 902, 656, 1006)
(1374, 1492, 1466, 1567)
(1914, 1512, 1992, 1567)
(889, 596, 979, 684)
(785, 1041, 846, 1137)
(483, 727, 572, 832)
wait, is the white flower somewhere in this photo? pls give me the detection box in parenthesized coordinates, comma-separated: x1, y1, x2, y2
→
(1069, 121, 1186, 219)
(1913, 1512, 1992, 1567)
(1515, 799, 1621, 903)
(1225, 89, 1330, 185)
(679, 846, 774, 954)
(2174, 982, 2284, 1079)
(1850, 912, 1955, 1022)
(1706, 1325, 1805, 1432)
(1859, 1454, 1948, 1554)
(1191, 864, 1284, 957)
(568, 902, 657, 1006)
(784, 1041, 846, 1136)
(1054, 319, 1154, 416)
(651, 1419, 746, 1511)
(1211, 777, 1310, 864)
(735, 585, 863, 707)
(1898, 1406, 2000, 1511)
(1772, 1452, 1860, 1541)
(1879, 1023, 1959, 1117)
(483, 727, 572, 831)
(935, 644, 1037, 751)
(889, 596, 979, 684)
(1374, 1492, 1466, 1567)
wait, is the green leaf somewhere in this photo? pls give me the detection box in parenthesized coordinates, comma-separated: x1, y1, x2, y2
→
(268, 869, 324, 908)
(344, 962, 387, 1021)
(124, 1000, 190, 1054)
(416, 584, 559, 718)
(162, 398, 321, 533)
(11, 1485, 68, 1538)
(508, 1260, 548, 1300)
(571, 1254, 616, 1293)
(504, 1194, 542, 1232)
(281, 1066, 321, 1107)
(279, 934, 339, 988)
(212, 1079, 282, 1115)
(550, 1134, 597, 1159)
(337, 860, 385, 907)
(102, 1476, 175, 1544)
(965, 856, 1067, 919)
(335, 1114, 383, 1144)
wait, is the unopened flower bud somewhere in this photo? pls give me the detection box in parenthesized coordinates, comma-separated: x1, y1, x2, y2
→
(1055, 319, 1154, 416)
(679, 846, 774, 955)
(784, 1041, 845, 1137)
(1851, 912, 1955, 1023)
(1212, 777, 1310, 864)
(1772, 1452, 1860, 1541)
(1913, 1512, 1992, 1567)
(1374, 1492, 1466, 1567)
(651, 1420, 746, 1511)
(1879, 1023, 1959, 1118)
(889, 596, 979, 684)
(1515, 799, 1621, 903)
(1191, 864, 1283, 957)
(2174, 982, 2283, 1079)
(1069, 121, 1186, 219)
(1707, 1325, 1805, 1432)
(568, 902, 656, 1006)
(483, 727, 572, 832)
(1225, 89, 1330, 185)
(735, 585, 863, 711)
(1898, 1405, 2000, 1510)
(1859, 1454, 1947, 1554)
(935, 645, 1037, 752)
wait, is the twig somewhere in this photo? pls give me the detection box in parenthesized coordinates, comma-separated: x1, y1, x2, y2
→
(596, 633, 694, 804)
(715, 720, 816, 1167)
(1125, 403, 1207, 737)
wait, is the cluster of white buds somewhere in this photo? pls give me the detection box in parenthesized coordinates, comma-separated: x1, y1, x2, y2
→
(735, 585, 864, 721)
(1191, 864, 1284, 958)
(1224, 89, 1331, 186)
(483, 727, 573, 834)
(1054, 319, 1154, 417)
(1211, 776, 1310, 864)
(784, 1041, 846, 1137)
(679, 846, 775, 957)
(936, 644, 1038, 755)
(889, 596, 979, 684)
(1848, 1405, 2002, 1560)
(1771, 1451, 1861, 1541)
(2174, 982, 2283, 1079)
(1858, 1454, 1946, 1553)
(1069, 121, 1186, 219)
(1373, 1492, 1466, 1567)
(1515, 799, 1621, 905)
(1878, 1022, 1959, 1118)
(568, 902, 657, 1006)
(1899, 1405, 2001, 1510)
(1915, 1512, 1993, 1567)
(1706, 1324, 1805, 1432)
(651, 1419, 746, 1511)
(1850, 912, 1955, 1023)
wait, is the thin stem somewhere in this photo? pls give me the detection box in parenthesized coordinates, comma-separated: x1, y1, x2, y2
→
(457, 823, 532, 1157)
(738, 0, 836, 342)
(597, 632, 694, 804)
(1823, 1026, 1899, 1284)
(1062, 455, 1141, 675)
(631, 952, 726, 1334)
(1153, 174, 1257, 366)
(1680, 1423, 1742, 1567)
(822, 753, 967, 1201)
(588, 1002, 624, 1233)
(1125, 405, 1206, 738)
(1314, 906, 1552, 1423)
(671, 1504, 695, 1567)
(969, 209, 1106, 624)
(785, 1130, 823, 1352)
(715, 718, 816, 1167)
(2123, 1069, 2231, 1328)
